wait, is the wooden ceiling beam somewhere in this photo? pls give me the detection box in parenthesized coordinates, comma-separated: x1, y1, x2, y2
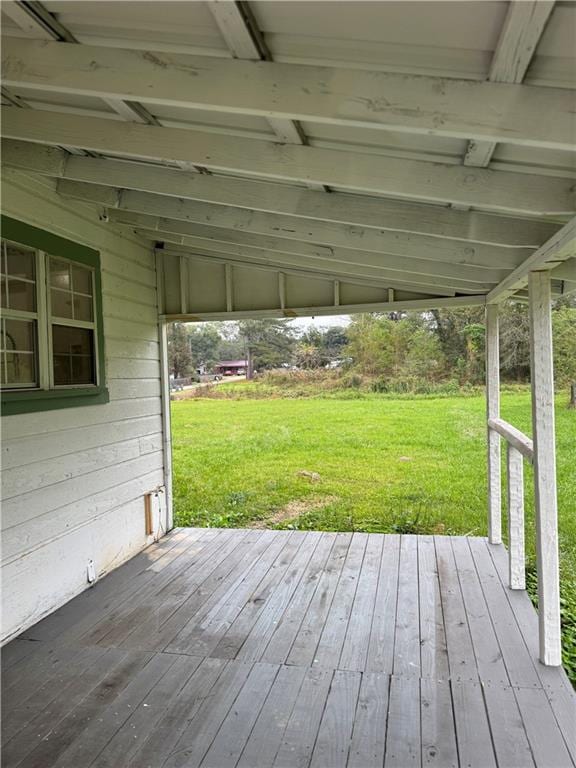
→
(118, 213, 515, 281)
(2, 111, 573, 216)
(128, 224, 504, 289)
(54, 178, 526, 272)
(2, 139, 561, 247)
(465, 1, 556, 167)
(2, 37, 574, 151)
(162, 292, 486, 322)
(487, 217, 576, 303)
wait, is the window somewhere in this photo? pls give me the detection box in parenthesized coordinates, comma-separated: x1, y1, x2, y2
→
(1, 217, 108, 414)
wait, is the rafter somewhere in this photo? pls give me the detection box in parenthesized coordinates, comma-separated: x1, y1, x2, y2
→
(130, 225, 504, 290)
(55, 179, 528, 274)
(2, 37, 574, 151)
(207, 4, 311, 148)
(487, 217, 576, 303)
(157, 238, 477, 294)
(161, 291, 486, 322)
(0, 1, 161, 129)
(2, 139, 560, 247)
(465, 1, 556, 167)
(108, 211, 518, 277)
(3, 111, 573, 215)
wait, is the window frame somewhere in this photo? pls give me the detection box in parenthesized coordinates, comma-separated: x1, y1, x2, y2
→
(1, 216, 108, 415)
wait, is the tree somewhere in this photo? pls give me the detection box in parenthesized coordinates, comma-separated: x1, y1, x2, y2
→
(552, 305, 576, 390)
(167, 322, 192, 378)
(298, 325, 349, 367)
(294, 342, 322, 369)
(237, 319, 296, 375)
(188, 324, 221, 371)
(499, 302, 530, 381)
(430, 307, 485, 375)
(345, 313, 444, 383)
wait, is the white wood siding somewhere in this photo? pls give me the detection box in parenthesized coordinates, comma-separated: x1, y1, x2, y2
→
(1, 169, 165, 643)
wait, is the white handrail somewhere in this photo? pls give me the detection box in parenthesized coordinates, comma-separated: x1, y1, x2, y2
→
(487, 417, 532, 591)
(487, 417, 533, 464)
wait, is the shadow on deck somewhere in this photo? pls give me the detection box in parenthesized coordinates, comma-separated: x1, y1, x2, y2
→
(2, 529, 575, 767)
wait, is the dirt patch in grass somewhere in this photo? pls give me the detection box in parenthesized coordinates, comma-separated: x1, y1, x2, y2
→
(250, 495, 339, 529)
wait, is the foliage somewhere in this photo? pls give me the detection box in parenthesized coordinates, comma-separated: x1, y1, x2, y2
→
(171, 392, 576, 683)
(167, 322, 192, 378)
(552, 305, 576, 386)
(167, 300, 576, 391)
(188, 324, 221, 370)
(236, 319, 297, 371)
(345, 313, 445, 383)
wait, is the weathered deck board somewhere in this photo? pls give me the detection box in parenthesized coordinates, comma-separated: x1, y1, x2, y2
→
(1, 529, 574, 768)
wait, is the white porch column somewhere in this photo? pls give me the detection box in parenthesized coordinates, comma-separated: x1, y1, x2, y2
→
(156, 251, 174, 533)
(528, 271, 561, 666)
(486, 304, 501, 544)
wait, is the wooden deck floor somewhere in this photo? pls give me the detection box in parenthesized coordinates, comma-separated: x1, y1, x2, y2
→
(2, 528, 575, 768)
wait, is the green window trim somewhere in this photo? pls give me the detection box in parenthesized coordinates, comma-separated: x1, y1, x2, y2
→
(1, 216, 108, 415)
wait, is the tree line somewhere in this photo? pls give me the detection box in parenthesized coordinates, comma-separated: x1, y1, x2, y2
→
(168, 298, 576, 394)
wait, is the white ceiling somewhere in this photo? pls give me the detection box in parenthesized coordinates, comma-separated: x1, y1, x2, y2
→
(1, 0, 575, 316)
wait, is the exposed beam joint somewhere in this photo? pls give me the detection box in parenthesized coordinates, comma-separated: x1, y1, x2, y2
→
(2, 1, 77, 42)
(2, 37, 573, 151)
(0, 2, 182, 161)
(207, 1, 325, 191)
(487, 217, 576, 303)
(464, 1, 555, 167)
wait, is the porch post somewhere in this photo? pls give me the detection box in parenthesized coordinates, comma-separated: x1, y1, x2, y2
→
(158, 318, 174, 532)
(156, 250, 174, 533)
(528, 271, 561, 666)
(486, 304, 501, 544)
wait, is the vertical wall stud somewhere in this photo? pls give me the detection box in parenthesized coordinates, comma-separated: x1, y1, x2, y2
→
(179, 255, 188, 315)
(486, 303, 501, 544)
(225, 264, 233, 313)
(529, 271, 561, 666)
(506, 444, 525, 589)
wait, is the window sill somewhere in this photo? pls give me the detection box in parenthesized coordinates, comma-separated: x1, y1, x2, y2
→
(2, 386, 110, 415)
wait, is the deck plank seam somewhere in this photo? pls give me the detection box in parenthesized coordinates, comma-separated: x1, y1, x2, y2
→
(233, 530, 323, 663)
(484, 539, 576, 763)
(258, 531, 338, 665)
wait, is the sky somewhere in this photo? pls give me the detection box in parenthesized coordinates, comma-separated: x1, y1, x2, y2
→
(289, 314, 351, 329)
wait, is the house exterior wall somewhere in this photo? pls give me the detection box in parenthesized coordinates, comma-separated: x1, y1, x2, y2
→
(1, 169, 167, 643)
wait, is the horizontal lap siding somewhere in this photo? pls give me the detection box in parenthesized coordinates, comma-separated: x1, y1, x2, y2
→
(1, 169, 165, 643)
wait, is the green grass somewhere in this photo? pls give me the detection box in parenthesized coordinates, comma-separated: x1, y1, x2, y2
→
(172, 391, 576, 680)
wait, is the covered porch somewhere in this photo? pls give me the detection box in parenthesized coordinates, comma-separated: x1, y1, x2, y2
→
(3, 527, 575, 768)
(1, 1, 576, 766)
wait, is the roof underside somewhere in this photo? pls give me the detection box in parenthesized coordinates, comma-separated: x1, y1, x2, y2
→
(1, 0, 575, 319)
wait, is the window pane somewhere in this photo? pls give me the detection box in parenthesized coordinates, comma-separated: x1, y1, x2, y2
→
(8, 278, 35, 312)
(0, 276, 7, 308)
(49, 259, 70, 290)
(72, 264, 93, 295)
(52, 325, 95, 385)
(6, 243, 35, 280)
(71, 355, 95, 384)
(3, 319, 35, 352)
(52, 324, 93, 354)
(3, 352, 36, 386)
(51, 288, 73, 319)
(73, 294, 93, 321)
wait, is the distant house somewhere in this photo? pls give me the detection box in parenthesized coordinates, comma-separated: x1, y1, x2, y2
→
(214, 359, 248, 376)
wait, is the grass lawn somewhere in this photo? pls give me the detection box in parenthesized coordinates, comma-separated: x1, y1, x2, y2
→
(171, 391, 576, 679)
